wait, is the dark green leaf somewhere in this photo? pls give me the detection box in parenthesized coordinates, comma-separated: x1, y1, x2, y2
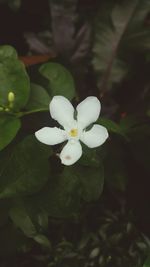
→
(79, 145, 100, 167)
(31, 167, 81, 218)
(104, 141, 128, 192)
(78, 164, 104, 202)
(143, 255, 150, 267)
(98, 117, 128, 139)
(0, 135, 52, 198)
(0, 115, 21, 151)
(39, 62, 75, 100)
(10, 202, 51, 249)
(26, 83, 50, 111)
(0, 45, 30, 110)
(10, 203, 36, 237)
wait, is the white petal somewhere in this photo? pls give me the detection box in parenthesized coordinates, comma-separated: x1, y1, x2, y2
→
(80, 124, 108, 148)
(50, 96, 75, 128)
(60, 141, 82, 166)
(35, 127, 67, 145)
(77, 96, 101, 129)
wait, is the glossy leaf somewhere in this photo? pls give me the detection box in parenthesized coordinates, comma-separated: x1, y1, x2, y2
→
(0, 115, 21, 151)
(0, 136, 52, 198)
(0, 45, 30, 110)
(39, 62, 75, 100)
(26, 83, 50, 110)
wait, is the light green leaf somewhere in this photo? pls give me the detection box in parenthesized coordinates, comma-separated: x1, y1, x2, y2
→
(26, 83, 50, 111)
(0, 45, 30, 111)
(0, 115, 21, 151)
(39, 62, 75, 100)
(0, 135, 52, 198)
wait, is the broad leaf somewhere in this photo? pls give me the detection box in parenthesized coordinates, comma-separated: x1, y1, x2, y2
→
(0, 135, 52, 198)
(143, 255, 150, 267)
(26, 83, 50, 111)
(92, 0, 150, 91)
(0, 115, 21, 151)
(78, 164, 104, 202)
(10, 202, 51, 249)
(0, 45, 30, 110)
(39, 62, 75, 100)
(98, 117, 128, 139)
(31, 167, 81, 218)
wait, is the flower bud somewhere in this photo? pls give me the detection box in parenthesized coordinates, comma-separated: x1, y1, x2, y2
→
(8, 91, 15, 103)
(5, 107, 10, 112)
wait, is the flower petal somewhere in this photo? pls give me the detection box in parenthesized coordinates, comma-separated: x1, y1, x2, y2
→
(77, 96, 101, 129)
(50, 95, 75, 128)
(60, 141, 82, 166)
(35, 127, 67, 145)
(80, 124, 108, 148)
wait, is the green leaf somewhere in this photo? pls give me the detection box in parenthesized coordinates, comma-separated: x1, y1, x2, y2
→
(0, 45, 30, 111)
(0, 135, 52, 198)
(39, 63, 75, 100)
(34, 234, 51, 249)
(143, 255, 150, 267)
(79, 146, 100, 167)
(10, 203, 36, 237)
(10, 202, 51, 249)
(31, 167, 81, 218)
(78, 164, 104, 202)
(104, 141, 128, 192)
(26, 83, 50, 111)
(0, 115, 21, 151)
(98, 117, 128, 139)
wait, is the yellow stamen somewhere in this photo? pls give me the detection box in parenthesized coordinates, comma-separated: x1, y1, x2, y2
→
(70, 128, 78, 137)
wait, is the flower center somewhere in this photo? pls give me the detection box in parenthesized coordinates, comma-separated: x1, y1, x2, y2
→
(69, 128, 78, 137)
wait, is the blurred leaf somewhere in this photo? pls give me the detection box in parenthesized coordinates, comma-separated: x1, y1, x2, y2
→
(34, 234, 51, 249)
(0, 115, 21, 151)
(26, 83, 50, 111)
(143, 255, 150, 267)
(49, 0, 77, 57)
(78, 164, 104, 202)
(39, 62, 75, 100)
(92, 0, 150, 91)
(0, 136, 52, 198)
(79, 145, 100, 168)
(104, 141, 128, 192)
(92, 1, 136, 90)
(129, 125, 150, 172)
(0, 45, 30, 111)
(10, 203, 36, 237)
(31, 167, 81, 218)
(0, 222, 27, 257)
(10, 202, 51, 249)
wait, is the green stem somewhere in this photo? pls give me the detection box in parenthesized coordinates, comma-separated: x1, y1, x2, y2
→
(16, 108, 49, 118)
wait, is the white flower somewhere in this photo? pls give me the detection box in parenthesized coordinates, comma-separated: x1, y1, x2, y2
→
(35, 95, 108, 166)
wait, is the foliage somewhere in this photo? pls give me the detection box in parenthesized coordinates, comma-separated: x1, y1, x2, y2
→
(0, 0, 150, 265)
